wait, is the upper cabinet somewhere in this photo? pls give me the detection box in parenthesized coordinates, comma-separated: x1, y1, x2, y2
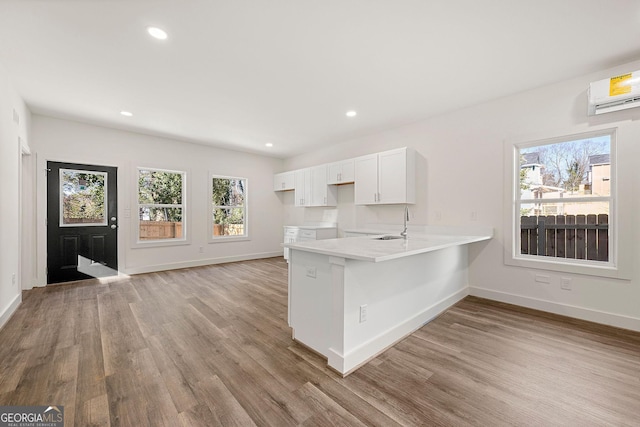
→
(275, 147, 415, 207)
(354, 147, 415, 205)
(294, 169, 312, 207)
(273, 172, 295, 191)
(310, 165, 337, 206)
(353, 154, 378, 204)
(295, 166, 337, 207)
(327, 159, 355, 185)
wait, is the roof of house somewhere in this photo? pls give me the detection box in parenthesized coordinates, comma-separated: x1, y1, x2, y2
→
(521, 152, 542, 166)
(589, 154, 610, 165)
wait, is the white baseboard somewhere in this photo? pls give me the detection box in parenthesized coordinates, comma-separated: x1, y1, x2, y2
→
(0, 292, 22, 330)
(470, 286, 640, 332)
(123, 251, 283, 275)
(329, 287, 469, 375)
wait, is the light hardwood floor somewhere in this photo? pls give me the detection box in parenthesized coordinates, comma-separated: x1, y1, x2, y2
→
(1, 257, 639, 426)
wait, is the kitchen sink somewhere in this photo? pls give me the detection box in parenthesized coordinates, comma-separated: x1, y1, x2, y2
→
(373, 235, 404, 240)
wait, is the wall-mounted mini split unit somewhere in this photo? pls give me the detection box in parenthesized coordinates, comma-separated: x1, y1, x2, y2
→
(588, 70, 640, 116)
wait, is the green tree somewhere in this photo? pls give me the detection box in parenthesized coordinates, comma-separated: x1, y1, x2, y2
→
(212, 178, 245, 235)
(62, 171, 105, 222)
(138, 170, 183, 222)
(565, 161, 582, 193)
(519, 156, 529, 191)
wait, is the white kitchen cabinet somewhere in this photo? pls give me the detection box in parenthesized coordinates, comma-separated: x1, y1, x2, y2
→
(353, 154, 378, 204)
(283, 226, 337, 259)
(327, 159, 355, 184)
(310, 165, 337, 206)
(354, 147, 415, 205)
(273, 172, 295, 191)
(295, 166, 336, 207)
(294, 169, 312, 207)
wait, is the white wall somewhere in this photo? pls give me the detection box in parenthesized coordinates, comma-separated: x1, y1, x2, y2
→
(0, 62, 31, 327)
(30, 115, 285, 285)
(283, 59, 640, 331)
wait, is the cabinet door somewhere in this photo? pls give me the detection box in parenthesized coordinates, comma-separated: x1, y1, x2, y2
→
(327, 160, 355, 184)
(327, 162, 342, 185)
(354, 154, 379, 205)
(378, 149, 406, 204)
(310, 165, 328, 206)
(294, 169, 311, 206)
(283, 228, 294, 260)
(340, 159, 355, 183)
(273, 172, 294, 191)
(309, 165, 337, 206)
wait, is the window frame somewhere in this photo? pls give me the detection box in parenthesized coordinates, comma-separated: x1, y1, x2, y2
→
(135, 166, 189, 247)
(208, 173, 249, 243)
(503, 127, 628, 279)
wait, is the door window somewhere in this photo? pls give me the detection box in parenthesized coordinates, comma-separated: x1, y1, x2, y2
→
(60, 169, 107, 226)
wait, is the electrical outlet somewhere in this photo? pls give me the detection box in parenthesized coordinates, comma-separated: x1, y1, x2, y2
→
(12, 273, 16, 286)
(561, 277, 572, 290)
(535, 274, 551, 284)
(306, 267, 316, 279)
(435, 211, 442, 221)
(359, 304, 368, 323)
(470, 211, 478, 221)
(199, 246, 204, 253)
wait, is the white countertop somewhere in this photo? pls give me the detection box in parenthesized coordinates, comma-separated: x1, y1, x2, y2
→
(284, 230, 492, 262)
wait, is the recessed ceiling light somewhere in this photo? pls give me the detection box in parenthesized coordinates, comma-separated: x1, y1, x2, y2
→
(147, 26, 168, 40)
(120, 111, 133, 117)
(265, 143, 273, 147)
(346, 110, 357, 117)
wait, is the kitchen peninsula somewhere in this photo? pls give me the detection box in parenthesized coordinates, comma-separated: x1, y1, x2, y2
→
(284, 227, 492, 375)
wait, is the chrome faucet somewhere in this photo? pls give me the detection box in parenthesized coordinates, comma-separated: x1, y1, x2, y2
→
(400, 205, 409, 239)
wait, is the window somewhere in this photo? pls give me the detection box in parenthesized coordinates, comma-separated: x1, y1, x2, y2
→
(137, 168, 186, 242)
(210, 175, 247, 241)
(60, 169, 107, 226)
(513, 129, 614, 268)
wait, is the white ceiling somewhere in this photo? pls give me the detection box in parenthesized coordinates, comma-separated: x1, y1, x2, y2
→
(1, 1, 639, 158)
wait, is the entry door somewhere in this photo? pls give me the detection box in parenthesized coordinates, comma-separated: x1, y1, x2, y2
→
(47, 161, 118, 284)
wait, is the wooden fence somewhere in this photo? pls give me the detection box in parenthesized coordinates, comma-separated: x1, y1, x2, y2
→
(139, 222, 244, 240)
(139, 221, 183, 240)
(520, 214, 608, 261)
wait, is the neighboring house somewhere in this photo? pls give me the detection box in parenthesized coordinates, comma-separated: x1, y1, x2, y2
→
(520, 152, 564, 215)
(520, 152, 544, 188)
(586, 153, 611, 197)
(520, 152, 610, 216)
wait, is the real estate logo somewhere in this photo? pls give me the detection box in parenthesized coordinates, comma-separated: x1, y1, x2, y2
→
(0, 406, 64, 427)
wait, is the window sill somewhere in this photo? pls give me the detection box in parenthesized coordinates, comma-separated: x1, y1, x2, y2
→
(133, 238, 191, 249)
(208, 236, 250, 244)
(505, 253, 629, 280)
